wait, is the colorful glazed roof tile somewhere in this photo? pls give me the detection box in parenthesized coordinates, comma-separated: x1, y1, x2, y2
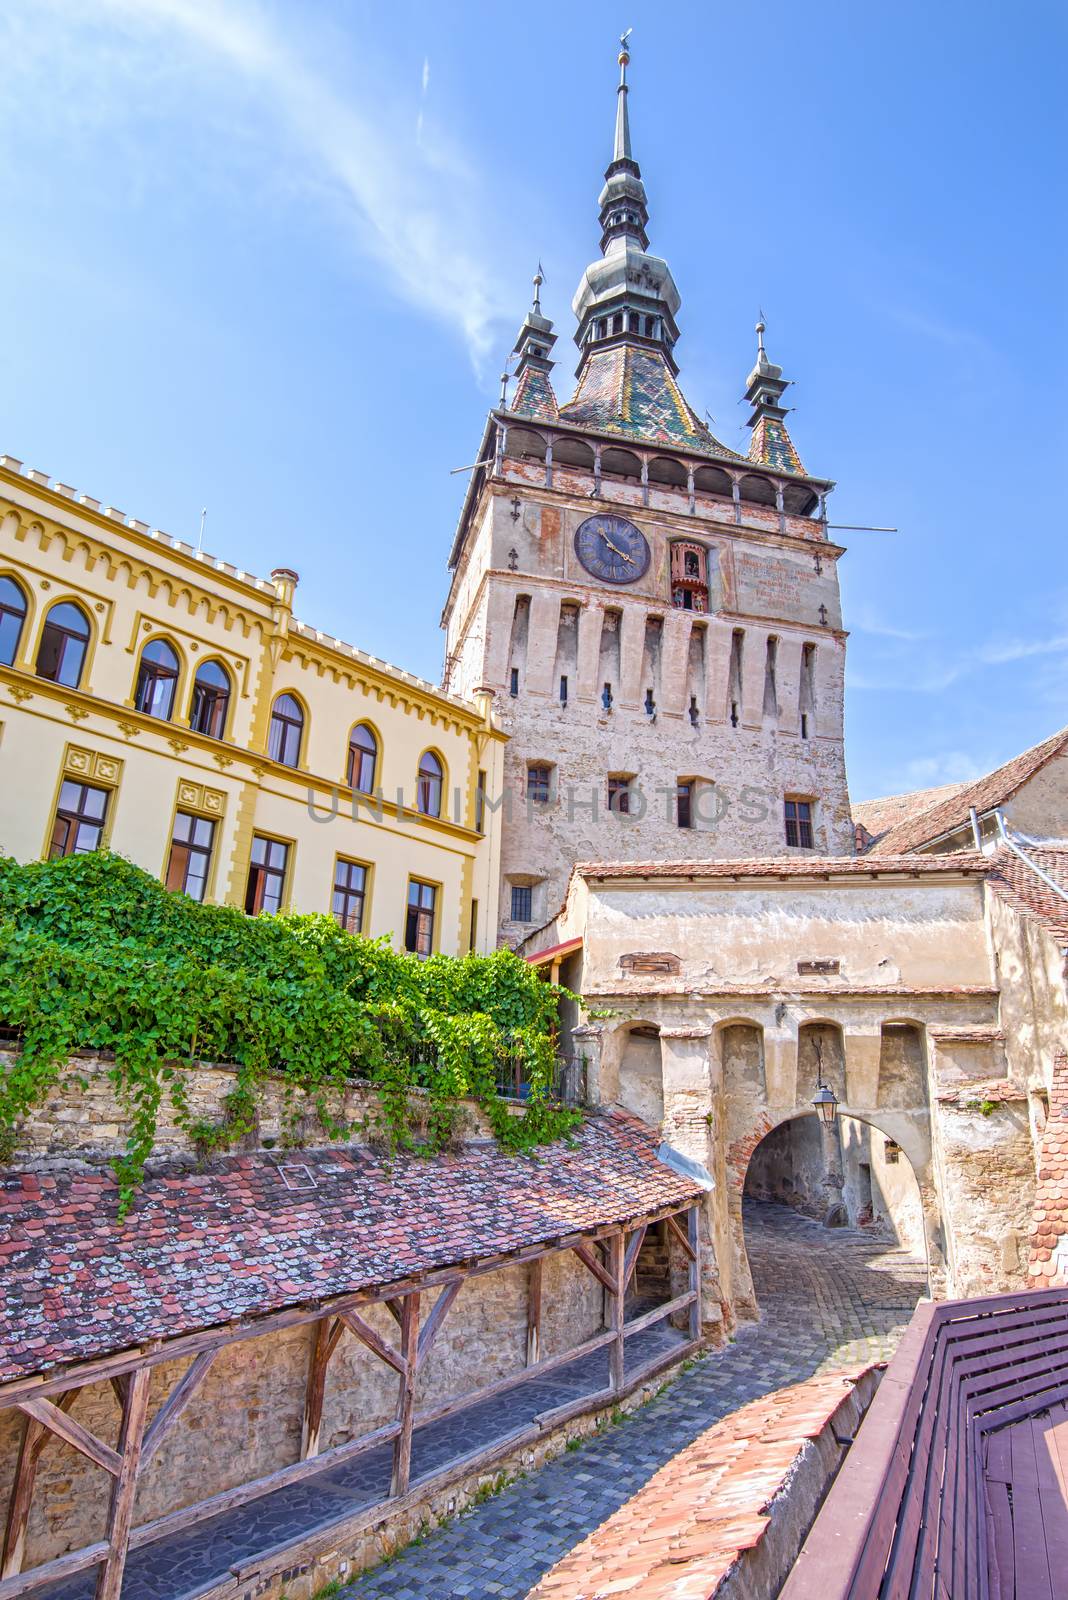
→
(510, 364, 559, 422)
(749, 413, 805, 474)
(559, 344, 745, 460)
(860, 725, 1068, 855)
(1028, 1055, 1068, 1286)
(0, 1112, 702, 1382)
(529, 1366, 876, 1600)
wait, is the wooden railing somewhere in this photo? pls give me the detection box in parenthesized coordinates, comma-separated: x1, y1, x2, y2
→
(780, 1286, 1068, 1600)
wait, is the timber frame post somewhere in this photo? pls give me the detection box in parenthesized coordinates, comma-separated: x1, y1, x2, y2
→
(687, 1205, 702, 1341)
(608, 1232, 625, 1393)
(95, 1365, 151, 1600)
(526, 1259, 542, 1367)
(390, 1294, 420, 1498)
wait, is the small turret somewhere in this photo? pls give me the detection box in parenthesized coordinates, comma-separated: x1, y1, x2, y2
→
(744, 317, 806, 474)
(509, 265, 559, 422)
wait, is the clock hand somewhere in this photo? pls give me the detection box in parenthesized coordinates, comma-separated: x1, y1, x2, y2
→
(599, 532, 635, 564)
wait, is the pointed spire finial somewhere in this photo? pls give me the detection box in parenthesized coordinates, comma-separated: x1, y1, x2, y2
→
(499, 371, 509, 408)
(532, 262, 544, 314)
(614, 29, 633, 162)
(756, 311, 767, 363)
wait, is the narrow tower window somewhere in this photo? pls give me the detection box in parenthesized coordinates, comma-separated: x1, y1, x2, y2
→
(509, 667, 519, 698)
(728, 628, 744, 728)
(559, 674, 568, 704)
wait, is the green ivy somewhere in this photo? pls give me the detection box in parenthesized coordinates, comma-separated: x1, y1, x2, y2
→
(0, 852, 579, 1212)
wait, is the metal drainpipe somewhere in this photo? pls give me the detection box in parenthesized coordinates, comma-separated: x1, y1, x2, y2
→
(969, 806, 982, 848)
(994, 809, 1068, 904)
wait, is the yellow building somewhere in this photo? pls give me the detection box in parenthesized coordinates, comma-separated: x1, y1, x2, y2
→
(0, 455, 505, 955)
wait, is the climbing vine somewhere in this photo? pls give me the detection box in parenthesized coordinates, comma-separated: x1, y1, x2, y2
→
(0, 852, 580, 1211)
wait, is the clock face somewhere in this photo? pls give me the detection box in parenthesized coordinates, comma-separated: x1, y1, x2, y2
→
(574, 515, 650, 585)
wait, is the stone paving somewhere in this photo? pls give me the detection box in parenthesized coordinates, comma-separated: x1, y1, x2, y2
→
(345, 1200, 928, 1600)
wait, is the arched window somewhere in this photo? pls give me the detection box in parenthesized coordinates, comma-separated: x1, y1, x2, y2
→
(0, 576, 27, 667)
(347, 723, 378, 793)
(189, 659, 231, 739)
(134, 638, 180, 720)
(416, 751, 443, 817)
(35, 601, 90, 688)
(268, 693, 304, 768)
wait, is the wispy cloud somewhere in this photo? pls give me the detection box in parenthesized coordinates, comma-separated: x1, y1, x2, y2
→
(901, 752, 984, 788)
(976, 633, 1068, 665)
(0, 0, 510, 365)
(852, 607, 930, 643)
(877, 302, 990, 352)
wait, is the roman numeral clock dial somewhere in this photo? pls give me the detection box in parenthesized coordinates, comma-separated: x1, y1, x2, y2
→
(574, 514, 650, 585)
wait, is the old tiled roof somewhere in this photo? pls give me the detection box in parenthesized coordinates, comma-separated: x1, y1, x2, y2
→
(0, 1113, 701, 1383)
(852, 782, 968, 846)
(559, 344, 744, 460)
(749, 413, 805, 475)
(510, 365, 559, 422)
(528, 1366, 875, 1600)
(861, 726, 1068, 855)
(1028, 1056, 1068, 1285)
(985, 844, 1068, 943)
(573, 852, 989, 882)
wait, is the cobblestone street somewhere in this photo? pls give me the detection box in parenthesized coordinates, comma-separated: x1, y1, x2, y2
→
(346, 1199, 928, 1600)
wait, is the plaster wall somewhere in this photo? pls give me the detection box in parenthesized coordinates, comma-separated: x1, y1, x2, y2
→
(1004, 757, 1068, 839)
(443, 475, 854, 944)
(986, 886, 1068, 1096)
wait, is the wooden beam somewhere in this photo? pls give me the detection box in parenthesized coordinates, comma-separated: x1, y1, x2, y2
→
(572, 1242, 618, 1295)
(383, 1299, 403, 1328)
(1, 1394, 75, 1579)
(608, 1232, 625, 1394)
(299, 1320, 334, 1463)
(141, 1350, 217, 1466)
(622, 1225, 647, 1292)
(15, 1400, 120, 1479)
(417, 1282, 461, 1363)
(666, 1211, 697, 1263)
(687, 1206, 702, 1342)
(526, 1258, 543, 1367)
(337, 1310, 406, 1378)
(622, 1290, 698, 1338)
(94, 1365, 150, 1600)
(390, 1293, 420, 1498)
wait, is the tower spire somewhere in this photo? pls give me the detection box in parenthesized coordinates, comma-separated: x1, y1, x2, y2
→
(613, 30, 633, 162)
(507, 265, 559, 422)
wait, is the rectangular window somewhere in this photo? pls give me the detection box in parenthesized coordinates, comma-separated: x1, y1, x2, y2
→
(511, 884, 532, 922)
(559, 674, 568, 704)
(332, 857, 367, 934)
(509, 667, 519, 697)
(784, 798, 814, 849)
(677, 781, 693, 830)
(49, 779, 109, 858)
(165, 810, 216, 902)
(475, 769, 486, 834)
(405, 879, 437, 957)
(607, 776, 631, 815)
(526, 764, 551, 804)
(469, 898, 479, 952)
(245, 834, 289, 915)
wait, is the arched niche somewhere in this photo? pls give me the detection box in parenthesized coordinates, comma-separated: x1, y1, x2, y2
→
(739, 472, 776, 508)
(782, 480, 819, 516)
(617, 1022, 664, 1128)
(877, 1022, 928, 1110)
(719, 1021, 766, 1098)
(647, 455, 687, 488)
(797, 1021, 846, 1103)
(506, 427, 547, 463)
(693, 464, 733, 499)
(552, 435, 595, 470)
(600, 447, 642, 483)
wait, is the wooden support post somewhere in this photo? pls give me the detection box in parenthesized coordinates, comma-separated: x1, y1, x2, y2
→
(526, 1258, 543, 1367)
(1, 1394, 75, 1578)
(390, 1294, 420, 1499)
(622, 1225, 647, 1293)
(687, 1206, 702, 1342)
(608, 1232, 625, 1395)
(417, 1281, 461, 1364)
(300, 1319, 334, 1462)
(94, 1365, 150, 1600)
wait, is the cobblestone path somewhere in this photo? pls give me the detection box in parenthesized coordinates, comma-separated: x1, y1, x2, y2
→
(346, 1200, 928, 1600)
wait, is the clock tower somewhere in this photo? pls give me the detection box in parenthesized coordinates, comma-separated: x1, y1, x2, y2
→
(442, 40, 854, 944)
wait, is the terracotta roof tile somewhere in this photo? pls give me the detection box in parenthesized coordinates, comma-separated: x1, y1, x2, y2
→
(861, 726, 1068, 855)
(528, 1367, 875, 1600)
(984, 844, 1068, 943)
(852, 782, 968, 845)
(573, 853, 989, 882)
(0, 1113, 701, 1383)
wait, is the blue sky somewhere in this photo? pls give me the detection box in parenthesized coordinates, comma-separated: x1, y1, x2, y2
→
(1, 0, 1065, 803)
